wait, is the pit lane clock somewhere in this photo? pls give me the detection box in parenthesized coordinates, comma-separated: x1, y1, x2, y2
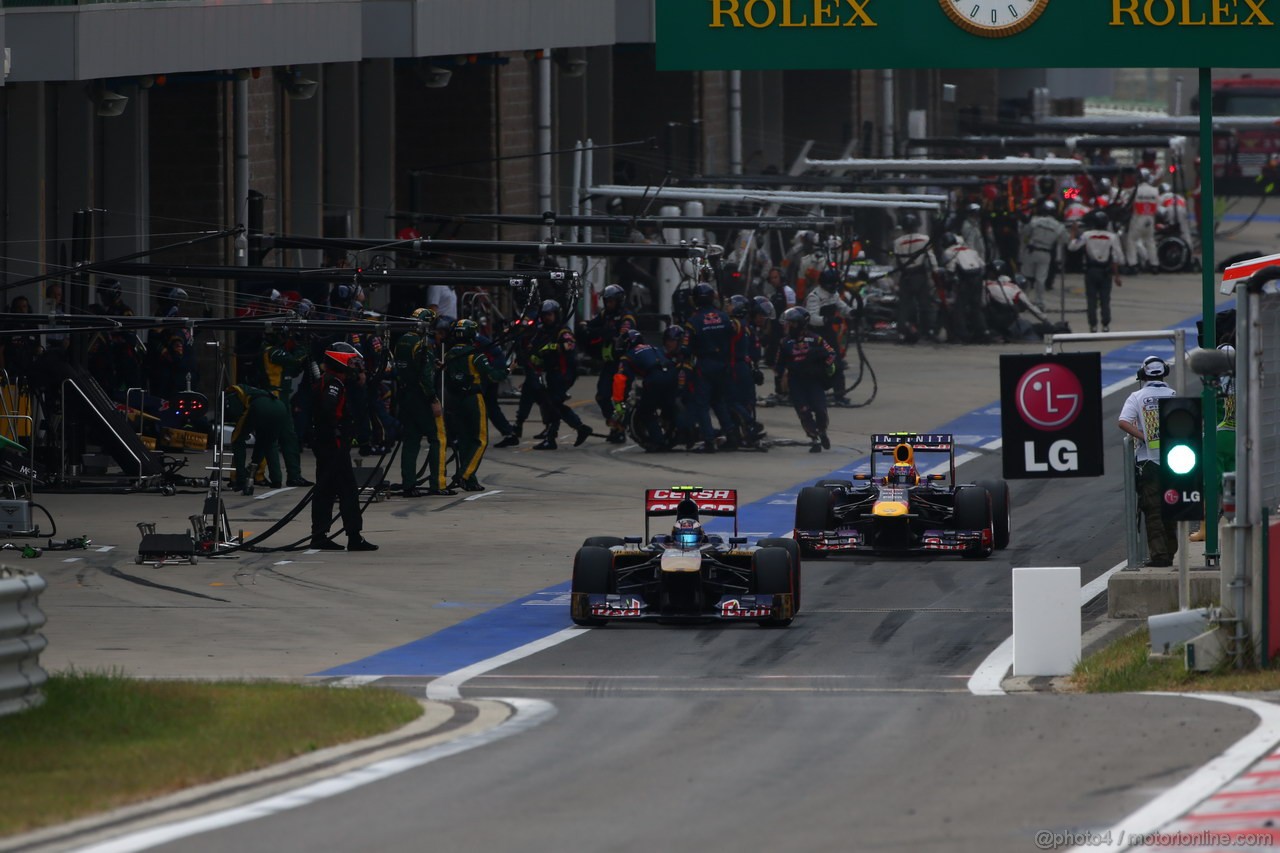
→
(940, 0, 1050, 38)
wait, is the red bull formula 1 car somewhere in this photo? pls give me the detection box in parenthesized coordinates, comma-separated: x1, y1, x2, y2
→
(569, 487, 799, 627)
(793, 433, 1011, 559)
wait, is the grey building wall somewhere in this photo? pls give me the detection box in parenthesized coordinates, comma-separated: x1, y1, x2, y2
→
(5, 0, 362, 83)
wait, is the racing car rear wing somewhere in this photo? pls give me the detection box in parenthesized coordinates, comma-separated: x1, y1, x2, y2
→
(645, 487, 738, 538)
(870, 433, 953, 452)
(868, 433, 956, 485)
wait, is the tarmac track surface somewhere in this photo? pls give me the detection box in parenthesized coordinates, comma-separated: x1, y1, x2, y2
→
(25, 228, 1274, 850)
(151, 393, 1257, 853)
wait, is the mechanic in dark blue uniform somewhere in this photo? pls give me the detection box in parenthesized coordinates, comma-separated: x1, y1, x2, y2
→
(682, 282, 738, 453)
(775, 306, 836, 453)
(528, 299, 592, 451)
(609, 329, 676, 451)
(726, 295, 766, 447)
(661, 325, 697, 447)
(582, 284, 637, 445)
(475, 328, 518, 448)
(508, 305, 544, 444)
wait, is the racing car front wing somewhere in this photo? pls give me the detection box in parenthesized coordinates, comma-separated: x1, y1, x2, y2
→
(795, 527, 991, 556)
(570, 592, 794, 624)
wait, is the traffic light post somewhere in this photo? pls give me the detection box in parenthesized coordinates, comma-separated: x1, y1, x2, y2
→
(1161, 397, 1205, 611)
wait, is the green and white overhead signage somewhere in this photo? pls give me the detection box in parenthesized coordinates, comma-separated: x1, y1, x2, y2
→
(655, 0, 1278, 69)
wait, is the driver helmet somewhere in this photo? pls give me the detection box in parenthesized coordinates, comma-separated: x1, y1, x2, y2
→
(727, 294, 751, 318)
(885, 464, 919, 486)
(672, 518, 705, 549)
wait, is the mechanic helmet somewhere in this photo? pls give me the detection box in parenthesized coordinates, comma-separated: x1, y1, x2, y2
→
(899, 212, 921, 232)
(1096, 177, 1114, 196)
(324, 342, 365, 373)
(1138, 355, 1169, 381)
(988, 259, 1011, 279)
(824, 235, 843, 252)
(1139, 167, 1154, 184)
(1041, 198, 1060, 217)
(98, 278, 122, 305)
(411, 306, 438, 328)
(602, 284, 626, 310)
(781, 305, 810, 332)
(1037, 175, 1056, 198)
(539, 299, 561, 323)
(727, 294, 751, 319)
(165, 286, 188, 303)
(818, 265, 841, 291)
(615, 328, 644, 352)
(693, 282, 718, 307)
(435, 314, 456, 336)
(1159, 182, 1172, 195)
(751, 295, 776, 321)
(966, 202, 983, 217)
(672, 518, 705, 550)
(940, 232, 962, 250)
(450, 318, 479, 345)
(1086, 210, 1111, 230)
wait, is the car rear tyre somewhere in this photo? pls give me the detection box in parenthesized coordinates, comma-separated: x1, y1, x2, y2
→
(795, 486, 833, 559)
(582, 536, 624, 549)
(752, 547, 794, 627)
(954, 485, 993, 560)
(757, 537, 802, 612)
(975, 479, 1011, 550)
(571, 546, 614, 626)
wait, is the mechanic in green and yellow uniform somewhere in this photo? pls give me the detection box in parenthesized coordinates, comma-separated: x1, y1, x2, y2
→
(395, 308, 454, 497)
(258, 330, 312, 487)
(442, 319, 508, 492)
(226, 383, 292, 495)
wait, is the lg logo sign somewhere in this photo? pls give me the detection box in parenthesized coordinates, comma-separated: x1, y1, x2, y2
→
(1015, 364, 1083, 472)
(1000, 354, 1103, 480)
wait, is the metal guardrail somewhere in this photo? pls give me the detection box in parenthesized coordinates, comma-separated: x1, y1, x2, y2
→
(0, 566, 48, 717)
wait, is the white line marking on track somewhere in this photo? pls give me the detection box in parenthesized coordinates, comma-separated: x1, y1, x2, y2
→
(79, 697, 557, 853)
(1071, 694, 1280, 851)
(967, 559, 1127, 697)
(95, 546, 115, 552)
(463, 490, 502, 502)
(62, 557, 81, 563)
(253, 487, 296, 501)
(426, 626, 589, 701)
(303, 549, 320, 555)
(329, 675, 382, 688)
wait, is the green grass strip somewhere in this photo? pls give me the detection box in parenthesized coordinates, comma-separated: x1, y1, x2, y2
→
(1072, 628, 1280, 693)
(0, 671, 422, 837)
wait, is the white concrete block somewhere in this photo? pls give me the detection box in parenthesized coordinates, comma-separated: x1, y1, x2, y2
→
(1012, 566, 1081, 677)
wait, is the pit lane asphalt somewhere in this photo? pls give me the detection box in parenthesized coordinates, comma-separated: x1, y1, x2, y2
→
(28, 214, 1273, 851)
(145, 382, 1257, 853)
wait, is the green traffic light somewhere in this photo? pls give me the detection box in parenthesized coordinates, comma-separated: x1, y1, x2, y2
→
(1167, 444, 1197, 475)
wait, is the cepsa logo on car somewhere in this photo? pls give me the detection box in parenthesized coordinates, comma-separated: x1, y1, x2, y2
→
(646, 489, 737, 513)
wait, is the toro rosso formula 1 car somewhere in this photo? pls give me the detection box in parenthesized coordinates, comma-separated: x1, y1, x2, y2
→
(569, 487, 800, 627)
(793, 433, 1011, 559)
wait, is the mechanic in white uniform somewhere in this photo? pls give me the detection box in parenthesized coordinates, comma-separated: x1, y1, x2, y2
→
(1117, 356, 1178, 567)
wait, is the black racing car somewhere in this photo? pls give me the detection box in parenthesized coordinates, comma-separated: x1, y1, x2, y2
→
(793, 433, 1011, 559)
(569, 486, 800, 627)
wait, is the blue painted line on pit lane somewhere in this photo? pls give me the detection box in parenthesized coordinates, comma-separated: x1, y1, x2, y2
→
(317, 304, 1227, 677)
(1223, 213, 1280, 223)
